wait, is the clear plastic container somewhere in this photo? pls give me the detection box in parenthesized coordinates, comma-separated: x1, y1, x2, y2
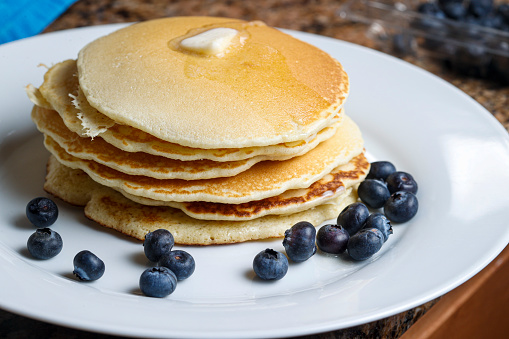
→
(339, 0, 509, 83)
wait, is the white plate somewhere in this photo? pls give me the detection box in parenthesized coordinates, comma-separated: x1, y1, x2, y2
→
(1, 24, 508, 338)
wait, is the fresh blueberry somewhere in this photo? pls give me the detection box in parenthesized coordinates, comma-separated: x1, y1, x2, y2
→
(366, 161, 396, 181)
(418, 2, 446, 18)
(468, 0, 493, 18)
(358, 179, 391, 209)
(386, 171, 418, 194)
(413, 2, 448, 49)
(316, 224, 349, 254)
(283, 221, 316, 262)
(73, 250, 105, 281)
(442, 2, 467, 20)
(453, 44, 492, 78)
(159, 250, 195, 281)
(26, 197, 58, 228)
(27, 228, 63, 259)
(139, 267, 177, 298)
(337, 202, 369, 236)
(347, 228, 384, 261)
(498, 4, 509, 21)
(384, 191, 419, 223)
(438, 0, 463, 6)
(392, 33, 414, 56)
(438, 39, 459, 69)
(363, 213, 393, 242)
(143, 229, 174, 262)
(461, 13, 483, 26)
(252, 249, 289, 280)
(479, 13, 505, 28)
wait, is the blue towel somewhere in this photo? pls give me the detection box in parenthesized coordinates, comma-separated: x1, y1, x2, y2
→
(0, 0, 78, 44)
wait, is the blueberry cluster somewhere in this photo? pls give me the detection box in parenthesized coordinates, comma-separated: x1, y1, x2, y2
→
(140, 229, 195, 298)
(407, 0, 509, 82)
(336, 204, 391, 260)
(253, 160, 419, 278)
(24, 197, 105, 280)
(359, 162, 419, 223)
(334, 161, 418, 260)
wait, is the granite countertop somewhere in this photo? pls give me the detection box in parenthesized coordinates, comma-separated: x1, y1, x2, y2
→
(1, 0, 507, 338)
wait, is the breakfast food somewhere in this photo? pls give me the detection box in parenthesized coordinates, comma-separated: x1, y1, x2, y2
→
(252, 249, 289, 280)
(26, 197, 58, 228)
(140, 267, 177, 298)
(26, 228, 63, 260)
(73, 250, 106, 281)
(27, 16, 369, 245)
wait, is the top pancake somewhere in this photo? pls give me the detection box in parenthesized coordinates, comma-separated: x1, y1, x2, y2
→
(29, 59, 342, 162)
(77, 17, 349, 149)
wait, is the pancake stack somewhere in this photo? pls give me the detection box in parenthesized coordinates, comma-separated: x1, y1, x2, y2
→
(27, 17, 369, 245)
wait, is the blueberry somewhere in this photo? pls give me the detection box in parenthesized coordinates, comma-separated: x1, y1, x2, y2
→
(438, 40, 459, 66)
(363, 213, 392, 242)
(283, 221, 316, 262)
(27, 228, 63, 259)
(438, 0, 463, 6)
(159, 250, 195, 281)
(468, 0, 493, 18)
(73, 250, 105, 281)
(479, 13, 505, 29)
(442, 2, 467, 20)
(347, 228, 384, 261)
(139, 267, 177, 298)
(252, 249, 288, 280)
(358, 179, 391, 209)
(143, 229, 174, 262)
(384, 191, 419, 223)
(498, 4, 509, 22)
(413, 2, 448, 49)
(392, 33, 414, 56)
(366, 161, 396, 181)
(453, 44, 492, 78)
(316, 224, 349, 254)
(26, 197, 58, 228)
(418, 2, 446, 18)
(386, 171, 418, 194)
(337, 202, 369, 236)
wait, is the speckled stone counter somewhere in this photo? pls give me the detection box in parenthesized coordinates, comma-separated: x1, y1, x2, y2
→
(1, 1, 507, 338)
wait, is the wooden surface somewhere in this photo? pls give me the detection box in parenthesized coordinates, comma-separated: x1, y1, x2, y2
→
(1, 1, 508, 338)
(401, 246, 509, 339)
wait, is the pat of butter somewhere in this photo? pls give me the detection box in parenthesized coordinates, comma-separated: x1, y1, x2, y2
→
(180, 28, 239, 56)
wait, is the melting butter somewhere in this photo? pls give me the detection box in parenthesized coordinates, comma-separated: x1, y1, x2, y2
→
(169, 20, 333, 136)
(180, 28, 239, 57)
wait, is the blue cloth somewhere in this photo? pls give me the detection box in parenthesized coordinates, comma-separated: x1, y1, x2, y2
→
(0, 0, 78, 44)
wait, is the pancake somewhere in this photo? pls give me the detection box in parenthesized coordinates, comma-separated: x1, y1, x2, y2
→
(34, 59, 113, 138)
(121, 152, 369, 220)
(44, 156, 358, 245)
(29, 59, 343, 162)
(32, 106, 343, 180)
(26, 84, 52, 110)
(102, 118, 339, 162)
(77, 17, 349, 148)
(42, 115, 365, 204)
